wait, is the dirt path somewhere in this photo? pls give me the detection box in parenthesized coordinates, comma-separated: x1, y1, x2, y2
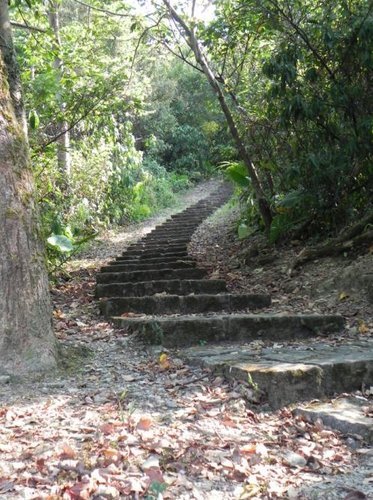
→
(0, 182, 372, 499)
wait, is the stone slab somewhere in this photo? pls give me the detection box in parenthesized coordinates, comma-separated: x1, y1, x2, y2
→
(120, 250, 189, 260)
(182, 340, 372, 409)
(100, 293, 271, 316)
(122, 246, 188, 257)
(113, 313, 344, 348)
(96, 278, 227, 298)
(294, 396, 373, 443)
(101, 261, 196, 273)
(114, 256, 195, 265)
(96, 267, 206, 284)
(130, 238, 191, 248)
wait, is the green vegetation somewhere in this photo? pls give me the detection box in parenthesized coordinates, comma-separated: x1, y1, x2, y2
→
(12, 0, 372, 268)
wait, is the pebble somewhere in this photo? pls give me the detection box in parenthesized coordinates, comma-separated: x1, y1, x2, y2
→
(283, 451, 307, 468)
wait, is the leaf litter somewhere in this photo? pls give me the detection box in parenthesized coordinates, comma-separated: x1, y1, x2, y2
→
(0, 182, 372, 499)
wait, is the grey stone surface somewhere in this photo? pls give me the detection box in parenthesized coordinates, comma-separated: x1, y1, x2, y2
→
(96, 267, 206, 284)
(101, 260, 196, 273)
(96, 278, 227, 298)
(114, 313, 344, 347)
(100, 293, 271, 316)
(120, 249, 189, 260)
(294, 396, 373, 443)
(114, 255, 194, 265)
(182, 340, 373, 408)
(123, 244, 188, 256)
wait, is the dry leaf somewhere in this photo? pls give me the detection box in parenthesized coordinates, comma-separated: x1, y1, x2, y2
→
(339, 291, 349, 300)
(159, 353, 170, 369)
(358, 321, 369, 334)
(136, 416, 153, 431)
(59, 442, 77, 459)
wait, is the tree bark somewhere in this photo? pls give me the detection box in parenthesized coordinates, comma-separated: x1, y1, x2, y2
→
(48, 0, 71, 179)
(162, 0, 273, 231)
(0, 0, 57, 374)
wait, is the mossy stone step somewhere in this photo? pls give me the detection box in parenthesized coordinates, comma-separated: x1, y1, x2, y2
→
(119, 250, 189, 260)
(143, 237, 194, 244)
(146, 229, 196, 237)
(130, 238, 191, 247)
(123, 245, 188, 257)
(152, 222, 198, 228)
(182, 340, 372, 409)
(114, 255, 194, 265)
(100, 293, 271, 316)
(112, 313, 344, 348)
(101, 261, 196, 273)
(96, 279, 227, 298)
(97, 267, 206, 284)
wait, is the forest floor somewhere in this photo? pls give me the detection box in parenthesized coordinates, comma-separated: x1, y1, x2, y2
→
(0, 180, 372, 499)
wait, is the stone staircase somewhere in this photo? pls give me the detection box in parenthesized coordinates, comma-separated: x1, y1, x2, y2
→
(96, 184, 373, 428)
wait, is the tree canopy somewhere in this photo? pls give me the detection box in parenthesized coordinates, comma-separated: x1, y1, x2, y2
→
(9, 0, 373, 256)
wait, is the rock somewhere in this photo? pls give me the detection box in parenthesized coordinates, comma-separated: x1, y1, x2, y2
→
(0, 376, 10, 384)
(294, 396, 373, 443)
(283, 451, 307, 468)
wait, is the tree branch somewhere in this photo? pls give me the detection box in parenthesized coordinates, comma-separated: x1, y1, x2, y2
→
(72, 0, 131, 18)
(10, 21, 46, 33)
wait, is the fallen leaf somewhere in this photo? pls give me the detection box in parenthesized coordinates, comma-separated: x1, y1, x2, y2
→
(59, 442, 77, 460)
(339, 291, 349, 300)
(358, 321, 369, 334)
(100, 423, 116, 435)
(159, 353, 170, 370)
(137, 416, 153, 431)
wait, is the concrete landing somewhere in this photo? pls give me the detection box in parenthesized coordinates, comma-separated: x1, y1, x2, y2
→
(182, 340, 373, 408)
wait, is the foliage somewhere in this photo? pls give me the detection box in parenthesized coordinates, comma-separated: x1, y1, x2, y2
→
(12, 0, 372, 253)
(12, 0, 222, 272)
(203, 0, 373, 239)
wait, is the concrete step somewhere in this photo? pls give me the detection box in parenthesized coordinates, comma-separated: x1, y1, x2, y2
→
(96, 279, 227, 298)
(143, 237, 192, 245)
(183, 339, 372, 410)
(113, 313, 344, 348)
(114, 256, 194, 265)
(146, 229, 195, 238)
(152, 222, 198, 228)
(171, 214, 212, 223)
(123, 245, 187, 257)
(97, 267, 207, 284)
(101, 261, 196, 273)
(100, 293, 271, 316)
(127, 243, 188, 253)
(119, 250, 189, 260)
(130, 238, 190, 247)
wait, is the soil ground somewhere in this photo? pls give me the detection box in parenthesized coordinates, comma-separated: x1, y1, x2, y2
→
(0, 181, 372, 499)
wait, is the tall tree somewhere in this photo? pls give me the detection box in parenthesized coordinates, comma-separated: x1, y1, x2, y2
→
(161, 0, 273, 231)
(0, 0, 57, 374)
(48, 0, 71, 179)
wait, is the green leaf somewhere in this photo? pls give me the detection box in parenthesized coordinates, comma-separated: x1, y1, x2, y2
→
(223, 162, 251, 188)
(47, 234, 74, 253)
(238, 222, 251, 239)
(29, 110, 39, 130)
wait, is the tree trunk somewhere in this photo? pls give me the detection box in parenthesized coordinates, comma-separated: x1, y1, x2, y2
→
(162, 0, 273, 231)
(49, 0, 71, 179)
(0, 1, 57, 374)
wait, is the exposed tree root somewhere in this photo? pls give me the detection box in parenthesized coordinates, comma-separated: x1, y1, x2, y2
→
(289, 212, 373, 274)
